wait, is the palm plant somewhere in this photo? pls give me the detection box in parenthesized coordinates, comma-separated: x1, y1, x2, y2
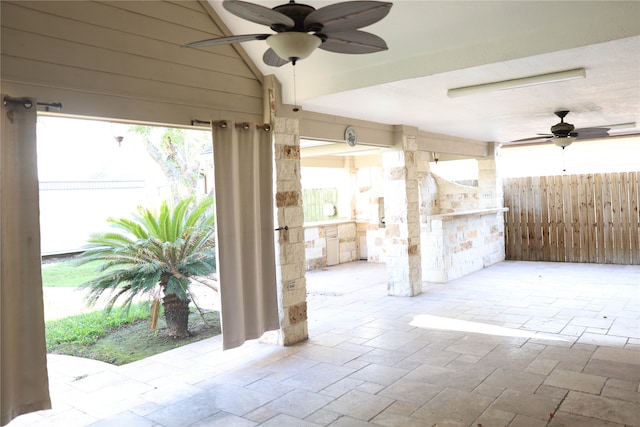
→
(77, 196, 216, 337)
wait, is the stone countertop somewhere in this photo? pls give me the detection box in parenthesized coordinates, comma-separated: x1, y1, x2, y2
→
(425, 207, 508, 221)
(303, 219, 357, 227)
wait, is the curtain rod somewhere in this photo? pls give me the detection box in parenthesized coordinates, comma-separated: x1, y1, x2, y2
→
(191, 119, 271, 131)
(191, 119, 212, 126)
(3, 96, 62, 111)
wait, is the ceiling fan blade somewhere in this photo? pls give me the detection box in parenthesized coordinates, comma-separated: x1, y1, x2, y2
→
(263, 48, 290, 67)
(223, 0, 294, 29)
(509, 134, 553, 143)
(305, 1, 392, 33)
(607, 131, 640, 139)
(503, 138, 552, 147)
(319, 30, 388, 54)
(574, 127, 610, 139)
(184, 34, 270, 48)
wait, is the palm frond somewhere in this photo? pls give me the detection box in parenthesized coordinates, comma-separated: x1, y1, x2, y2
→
(107, 217, 149, 239)
(137, 208, 162, 239)
(86, 231, 136, 247)
(185, 197, 215, 228)
(168, 197, 192, 242)
(78, 197, 216, 309)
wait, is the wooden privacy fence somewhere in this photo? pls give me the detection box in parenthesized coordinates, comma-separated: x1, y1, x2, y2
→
(503, 172, 639, 265)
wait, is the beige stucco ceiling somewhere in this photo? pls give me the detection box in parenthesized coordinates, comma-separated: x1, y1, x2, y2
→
(206, 1, 640, 145)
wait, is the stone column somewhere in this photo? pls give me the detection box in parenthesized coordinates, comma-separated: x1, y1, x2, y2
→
(382, 129, 422, 296)
(344, 156, 357, 219)
(270, 116, 308, 345)
(477, 142, 503, 209)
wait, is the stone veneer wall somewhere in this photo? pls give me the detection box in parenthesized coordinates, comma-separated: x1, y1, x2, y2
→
(431, 173, 482, 213)
(478, 144, 502, 210)
(421, 209, 506, 283)
(382, 135, 422, 296)
(304, 221, 358, 270)
(416, 143, 501, 217)
(365, 227, 386, 262)
(417, 143, 505, 283)
(272, 116, 308, 345)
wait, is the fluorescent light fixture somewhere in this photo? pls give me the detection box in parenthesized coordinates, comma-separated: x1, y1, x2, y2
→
(448, 68, 586, 98)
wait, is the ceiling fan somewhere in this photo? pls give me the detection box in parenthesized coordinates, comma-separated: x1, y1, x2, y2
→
(185, 0, 392, 66)
(510, 110, 618, 149)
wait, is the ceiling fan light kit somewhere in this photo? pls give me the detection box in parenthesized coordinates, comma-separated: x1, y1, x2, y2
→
(266, 32, 322, 64)
(553, 136, 575, 148)
(447, 68, 586, 98)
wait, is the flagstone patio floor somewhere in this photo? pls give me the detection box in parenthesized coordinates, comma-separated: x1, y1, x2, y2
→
(9, 260, 640, 427)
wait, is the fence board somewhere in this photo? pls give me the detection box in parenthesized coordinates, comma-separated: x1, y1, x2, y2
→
(583, 175, 598, 263)
(541, 176, 551, 261)
(504, 181, 516, 259)
(510, 181, 521, 260)
(524, 176, 534, 260)
(602, 173, 614, 263)
(531, 176, 543, 260)
(620, 172, 629, 263)
(630, 172, 640, 264)
(611, 173, 623, 263)
(562, 174, 573, 262)
(551, 175, 563, 262)
(594, 174, 605, 263)
(504, 172, 639, 265)
(572, 175, 582, 262)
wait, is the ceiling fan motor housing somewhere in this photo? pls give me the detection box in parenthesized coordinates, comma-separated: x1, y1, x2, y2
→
(272, 3, 316, 32)
(551, 121, 575, 138)
(550, 110, 575, 138)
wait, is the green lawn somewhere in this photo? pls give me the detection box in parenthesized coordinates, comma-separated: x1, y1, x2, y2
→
(46, 303, 152, 349)
(46, 304, 221, 365)
(41, 258, 102, 287)
(42, 256, 222, 365)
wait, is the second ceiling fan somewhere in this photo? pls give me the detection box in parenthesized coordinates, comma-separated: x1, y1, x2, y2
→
(185, 0, 393, 66)
(511, 110, 618, 149)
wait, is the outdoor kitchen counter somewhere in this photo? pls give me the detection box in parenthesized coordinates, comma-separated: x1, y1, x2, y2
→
(303, 219, 357, 227)
(303, 220, 357, 270)
(426, 207, 508, 221)
(421, 208, 508, 283)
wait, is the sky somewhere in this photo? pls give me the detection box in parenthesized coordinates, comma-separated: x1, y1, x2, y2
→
(36, 116, 166, 183)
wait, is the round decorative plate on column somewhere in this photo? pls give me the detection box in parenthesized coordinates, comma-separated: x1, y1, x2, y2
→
(345, 126, 357, 147)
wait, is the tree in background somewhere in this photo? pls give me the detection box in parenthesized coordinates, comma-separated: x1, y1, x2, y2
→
(130, 126, 211, 204)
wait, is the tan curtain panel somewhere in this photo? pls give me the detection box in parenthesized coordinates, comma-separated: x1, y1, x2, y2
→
(1, 96, 51, 425)
(212, 122, 279, 350)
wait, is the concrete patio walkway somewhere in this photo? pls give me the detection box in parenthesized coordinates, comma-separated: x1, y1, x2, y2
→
(9, 260, 640, 426)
